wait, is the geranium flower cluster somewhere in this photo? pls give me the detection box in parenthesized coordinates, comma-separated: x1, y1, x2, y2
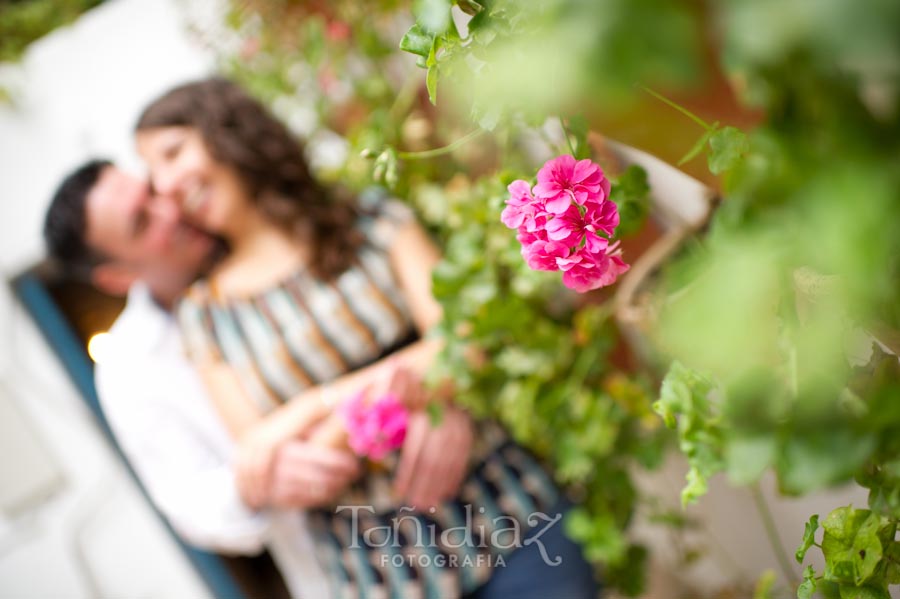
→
(502, 155, 629, 292)
(340, 391, 408, 460)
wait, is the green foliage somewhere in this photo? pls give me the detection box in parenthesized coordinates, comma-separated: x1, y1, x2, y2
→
(797, 506, 898, 599)
(214, 0, 900, 595)
(796, 514, 820, 564)
(0, 0, 103, 63)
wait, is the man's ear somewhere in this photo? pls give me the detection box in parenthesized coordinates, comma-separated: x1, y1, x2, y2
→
(90, 263, 138, 296)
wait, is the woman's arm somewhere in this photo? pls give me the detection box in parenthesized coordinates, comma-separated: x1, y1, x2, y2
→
(295, 217, 447, 445)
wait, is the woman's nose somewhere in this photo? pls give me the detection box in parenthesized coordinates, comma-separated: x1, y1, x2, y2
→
(150, 167, 180, 199)
(148, 194, 180, 227)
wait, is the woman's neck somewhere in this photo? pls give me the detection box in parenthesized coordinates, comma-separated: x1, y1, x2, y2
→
(213, 208, 309, 296)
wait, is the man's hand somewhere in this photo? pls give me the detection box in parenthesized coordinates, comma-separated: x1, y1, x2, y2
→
(393, 405, 473, 508)
(235, 398, 330, 510)
(259, 440, 361, 509)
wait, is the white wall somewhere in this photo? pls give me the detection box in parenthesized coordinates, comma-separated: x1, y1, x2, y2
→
(0, 0, 219, 596)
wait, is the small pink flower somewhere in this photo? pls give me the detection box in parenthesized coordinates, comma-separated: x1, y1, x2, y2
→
(559, 244, 630, 293)
(522, 238, 570, 271)
(533, 155, 607, 214)
(501, 180, 544, 231)
(340, 392, 409, 460)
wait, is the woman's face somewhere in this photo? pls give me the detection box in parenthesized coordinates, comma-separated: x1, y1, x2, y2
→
(136, 126, 249, 236)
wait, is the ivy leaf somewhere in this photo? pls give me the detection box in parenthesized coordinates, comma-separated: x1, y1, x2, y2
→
(796, 514, 820, 564)
(821, 507, 884, 586)
(707, 126, 749, 174)
(399, 24, 434, 58)
(798, 566, 818, 599)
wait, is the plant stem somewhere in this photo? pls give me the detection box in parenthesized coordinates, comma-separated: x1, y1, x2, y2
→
(396, 128, 487, 160)
(750, 483, 797, 585)
(642, 86, 712, 131)
(560, 116, 577, 156)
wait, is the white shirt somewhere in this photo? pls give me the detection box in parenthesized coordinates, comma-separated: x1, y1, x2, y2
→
(95, 283, 328, 598)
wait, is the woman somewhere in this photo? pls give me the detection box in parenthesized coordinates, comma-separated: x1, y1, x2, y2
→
(135, 77, 598, 598)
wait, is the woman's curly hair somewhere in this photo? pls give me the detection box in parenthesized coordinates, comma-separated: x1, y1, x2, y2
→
(135, 77, 364, 279)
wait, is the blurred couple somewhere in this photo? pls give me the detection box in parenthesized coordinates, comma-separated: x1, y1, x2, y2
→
(44, 77, 599, 598)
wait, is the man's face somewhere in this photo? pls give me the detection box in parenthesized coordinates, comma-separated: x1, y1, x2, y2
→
(84, 166, 214, 291)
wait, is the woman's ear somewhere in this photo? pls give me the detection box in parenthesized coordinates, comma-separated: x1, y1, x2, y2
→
(90, 263, 138, 296)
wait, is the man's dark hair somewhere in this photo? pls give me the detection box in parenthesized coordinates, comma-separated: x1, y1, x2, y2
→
(44, 159, 111, 278)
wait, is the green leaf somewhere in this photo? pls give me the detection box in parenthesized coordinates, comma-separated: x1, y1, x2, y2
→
(778, 431, 875, 494)
(678, 127, 715, 166)
(565, 114, 591, 160)
(725, 435, 775, 485)
(707, 126, 749, 174)
(821, 507, 884, 586)
(883, 541, 900, 584)
(653, 361, 714, 428)
(426, 64, 439, 105)
(796, 515, 820, 564)
(682, 465, 708, 506)
(753, 570, 776, 599)
(399, 24, 433, 58)
(415, 0, 452, 35)
(424, 36, 443, 105)
(798, 566, 818, 599)
(837, 584, 890, 599)
(609, 165, 650, 236)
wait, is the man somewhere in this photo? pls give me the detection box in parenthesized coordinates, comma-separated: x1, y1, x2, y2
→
(43, 160, 476, 598)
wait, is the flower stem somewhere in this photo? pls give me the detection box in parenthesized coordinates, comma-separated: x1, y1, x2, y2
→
(642, 87, 712, 131)
(750, 482, 797, 585)
(560, 116, 577, 156)
(396, 128, 487, 160)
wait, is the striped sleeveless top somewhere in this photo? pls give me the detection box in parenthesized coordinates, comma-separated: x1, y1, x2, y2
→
(176, 198, 559, 598)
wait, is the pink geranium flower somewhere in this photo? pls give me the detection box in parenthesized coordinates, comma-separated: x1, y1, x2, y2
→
(501, 155, 629, 293)
(544, 198, 619, 252)
(522, 238, 570, 271)
(533, 155, 608, 214)
(501, 180, 544, 231)
(559, 243, 630, 293)
(340, 392, 409, 460)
